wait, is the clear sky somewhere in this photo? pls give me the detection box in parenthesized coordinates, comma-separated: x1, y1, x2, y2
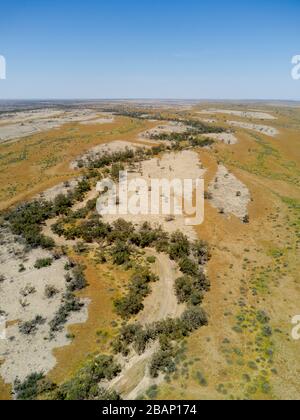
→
(0, 0, 299, 100)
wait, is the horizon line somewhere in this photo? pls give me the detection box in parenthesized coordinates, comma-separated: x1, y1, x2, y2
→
(0, 98, 300, 103)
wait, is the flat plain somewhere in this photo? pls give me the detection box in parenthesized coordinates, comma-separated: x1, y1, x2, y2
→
(0, 101, 299, 400)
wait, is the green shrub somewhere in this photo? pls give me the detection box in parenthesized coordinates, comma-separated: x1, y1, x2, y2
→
(111, 163, 125, 181)
(67, 265, 87, 292)
(34, 258, 53, 269)
(149, 347, 177, 378)
(14, 373, 55, 400)
(114, 270, 158, 319)
(44, 285, 59, 299)
(146, 385, 159, 399)
(55, 355, 121, 400)
(195, 371, 208, 386)
(19, 316, 46, 335)
(181, 307, 208, 332)
(110, 240, 132, 265)
(178, 257, 199, 276)
(49, 293, 83, 334)
(168, 231, 190, 261)
(53, 194, 73, 215)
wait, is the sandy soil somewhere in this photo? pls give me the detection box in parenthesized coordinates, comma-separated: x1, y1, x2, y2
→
(198, 118, 217, 124)
(80, 115, 115, 125)
(228, 121, 279, 137)
(70, 140, 146, 169)
(198, 109, 277, 120)
(99, 150, 206, 240)
(138, 122, 189, 141)
(206, 132, 238, 145)
(0, 109, 111, 144)
(208, 165, 251, 220)
(137, 251, 185, 325)
(36, 179, 81, 202)
(0, 109, 64, 125)
(0, 227, 88, 385)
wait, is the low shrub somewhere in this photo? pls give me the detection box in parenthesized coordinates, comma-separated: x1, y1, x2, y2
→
(14, 373, 55, 400)
(49, 293, 83, 334)
(19, 315, 46, 335)
(34, 258, 53, 269)
(67, 265, 87, 292)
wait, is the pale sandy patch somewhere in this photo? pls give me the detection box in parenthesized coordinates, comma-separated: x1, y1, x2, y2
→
(70, 140, 146, 169)
(0, 109, 64, 125)
(228, 121, 279, 137)
(198, 118, 217, 124)
(80, 114, 115, 125)
(36, 179, 81, 201)
(99, 150, 206, 240)
(198, 109, 277, 120)
(0, 109, 104, 144)
(138, 122, 189, 141)
(206, 132, 238, 145)
(0, 227, 88, 385)
(208, 165, 250, 220)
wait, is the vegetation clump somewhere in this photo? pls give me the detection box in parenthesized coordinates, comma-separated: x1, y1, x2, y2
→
(34, 257, 53, 269)
(53, 355, 121, 400)
(19, 316, 46, 335)
(44, 285, 59, 299)
(114, 269, 158, 319)
(14, 356, 121, 401)
(14, 373, 55, 400)
(66, 264, 87, 292)
(49, 293, 83, 335)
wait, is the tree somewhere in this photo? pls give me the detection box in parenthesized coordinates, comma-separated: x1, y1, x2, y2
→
(181, 307, 208, 332)
(110, 240, 131, 265)
(168, 231, 190, 260)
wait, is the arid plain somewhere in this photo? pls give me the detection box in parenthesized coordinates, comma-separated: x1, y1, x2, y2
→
(0, 101, 299, 400)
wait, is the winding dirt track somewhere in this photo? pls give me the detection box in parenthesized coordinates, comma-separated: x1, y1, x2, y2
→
(138, 251, 184, 325)
(109, 251, 184, 400)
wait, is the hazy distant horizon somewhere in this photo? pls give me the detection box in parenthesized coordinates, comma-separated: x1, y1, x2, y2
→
(0, 98, 300, 105)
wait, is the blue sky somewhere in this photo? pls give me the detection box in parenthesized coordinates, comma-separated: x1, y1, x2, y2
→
(0, 0, 299, 99)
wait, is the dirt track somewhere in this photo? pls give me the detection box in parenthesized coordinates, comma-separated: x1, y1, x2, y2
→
(138, 251, 184, 325)
(109, 251, 183, 400)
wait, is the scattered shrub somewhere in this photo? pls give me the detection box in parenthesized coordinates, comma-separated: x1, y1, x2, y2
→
(149, 348, 177, 378)
(178, 257, 199, 277)
(168, 231, 190, 260)
(55, 355, 121, 400)
(114, 270, 158, 319)
(49, 293, 83, 334)
(14, 373, 55, 400)
(110, 240, 132, 266)
(34, 258, 53, 269)
(67, 265, 87, 292)
(45, 285, 59, 299)
(19, 315, 46, 335)
(181, 307, 208, 332)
